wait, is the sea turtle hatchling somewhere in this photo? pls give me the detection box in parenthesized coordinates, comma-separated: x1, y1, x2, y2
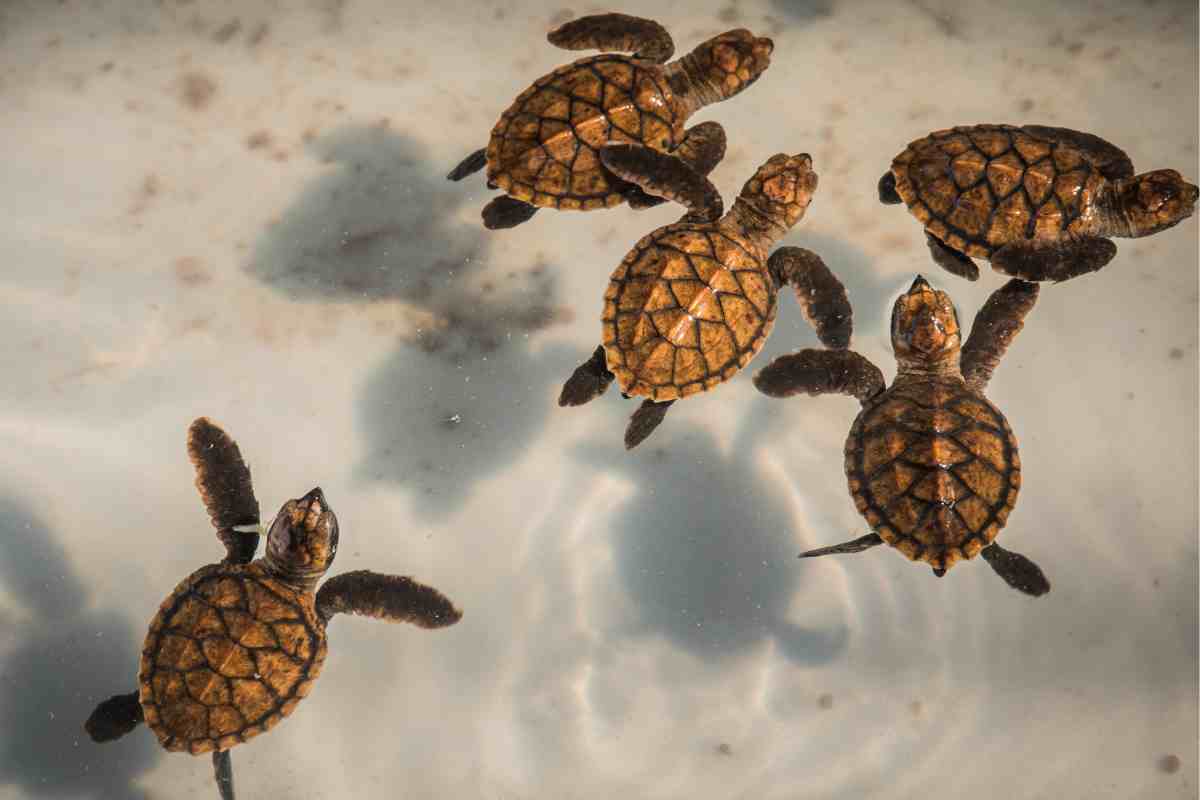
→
(560, 148, 849, 449)
(85, 418, 462, 800)
(879, 124, 1198, 282)
(447, 12, 773, 229)
(754, 274, 1050, 596)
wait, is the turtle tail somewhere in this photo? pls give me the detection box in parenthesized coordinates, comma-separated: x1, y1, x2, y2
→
(214, 750, 236, 800)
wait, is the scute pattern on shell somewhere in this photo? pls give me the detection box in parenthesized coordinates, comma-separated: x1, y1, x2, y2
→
(139, 561, 327, 754)
(487, 54, 682, 210)
(602, 223, 776, 401)
(891, 124, 1105, 258)
(844, 379, 1020, 572)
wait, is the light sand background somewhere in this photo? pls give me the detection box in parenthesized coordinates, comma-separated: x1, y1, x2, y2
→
(0, 0, 1196, 798)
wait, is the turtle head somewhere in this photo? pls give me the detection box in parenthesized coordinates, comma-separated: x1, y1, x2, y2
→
(264, 487, 339, 587)
(729, 153, 818, 245)
(679, 29, 773, 104)
(890, 275, 962, 365)
(1114, 169, 1198, 237)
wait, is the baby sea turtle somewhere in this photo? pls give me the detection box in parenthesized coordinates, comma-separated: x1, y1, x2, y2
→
(754, 274, 1050, 596)
(879, 124, 1198, 282)
(560, 148, 846, 449)
(85, 418, 462, 800)
(447, 12, 773, 229)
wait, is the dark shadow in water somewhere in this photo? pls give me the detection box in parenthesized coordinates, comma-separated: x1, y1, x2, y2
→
(573, 415, 848, 665)
(769, 0, 835, 24)
(245, 124, 486, 303)
(0, 495, 157, 799)
(244, 124, 573, 519)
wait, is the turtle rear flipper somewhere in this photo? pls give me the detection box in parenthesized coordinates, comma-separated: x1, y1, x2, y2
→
(482, 196, 539, 229)
(559, 345, 615, 407)
(600, 145, 722, 223)
(878, 171, 902, 205)
(188, 418, 260, 565)
(981, 542, 1051, 597)
(625, 399, 673, 450)
(447, 148, 487, 182)
(767, 247, 852, 350)
(213, 750, 235, 800)
(84, 691, 143, 743)
(547, 13, 674, 63)
(317, 570, 462, 628)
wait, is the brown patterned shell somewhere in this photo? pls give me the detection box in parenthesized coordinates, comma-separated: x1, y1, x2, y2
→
(486, 54, 684, 210)
(602, 223, 776, 401)
(844, 378, 1020, 572)
(890, 124, 1110, 258)
(138, 561, 327, 754)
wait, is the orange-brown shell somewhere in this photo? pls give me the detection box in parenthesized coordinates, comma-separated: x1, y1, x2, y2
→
(138, 561, 326, 754)
(890, 124, 1106, 258)
(602, 223, 776, 401)
(487, 54, 684, 210)
(844, 378, 1020, 573)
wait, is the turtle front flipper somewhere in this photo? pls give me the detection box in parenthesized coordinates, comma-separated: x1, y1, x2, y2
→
(673, 121, 727, 179)
(316, 570, 463, 628)
(621, 122, 727, 212)
(84, 691, 143, 743)
(187, 418, 261, 565)
(961, 278, 1039, 393)
(547, 13, 674, 63)
(625, 399, 674, 450)
(767, 247, 852, 349)
(482, 195, 540, 229)
(600, 145, 722, 223)
(981, 542, 1051, 597)
(559, 345, 615, 407)
(799, 532, 885, 558)
(1019, 125, 1134, 180)
(990, 237, 1117, 283)
(447, 148, 487, 182)
(926, 232, 980, 281)
(754, 349, 885, 407)
(213, 750, 235, 800)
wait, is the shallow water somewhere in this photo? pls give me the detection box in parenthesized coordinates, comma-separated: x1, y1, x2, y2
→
(0, 1, 1196, 798)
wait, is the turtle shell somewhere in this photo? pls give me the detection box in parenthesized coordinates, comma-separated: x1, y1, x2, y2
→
(138, 561, 327, 754)
(844, 378, 1020, 572)
(889, 124, 1118, 259)
(602, 223, 776, 401)
(487, 54, 685, 211)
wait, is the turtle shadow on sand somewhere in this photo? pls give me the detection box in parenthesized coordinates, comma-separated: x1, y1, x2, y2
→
(0, 494, 158, 799)
(572, 408, 848, 666)
(244, 124, 575, 520)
